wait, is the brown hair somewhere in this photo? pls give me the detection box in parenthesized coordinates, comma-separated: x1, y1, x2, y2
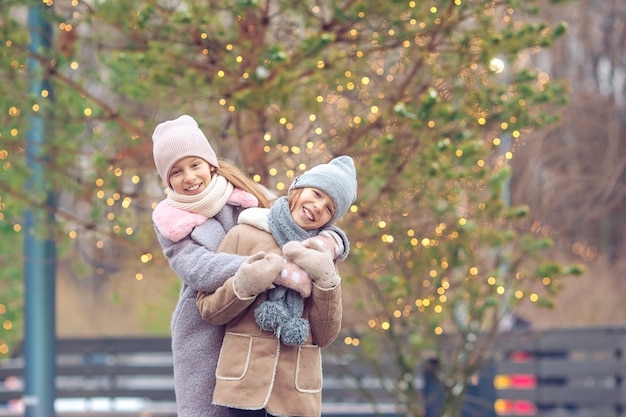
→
(287, 188, 302, 212)
(215, 160, 273, 208)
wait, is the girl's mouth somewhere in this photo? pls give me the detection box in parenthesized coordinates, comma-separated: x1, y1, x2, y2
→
(303, 207, 314, 221)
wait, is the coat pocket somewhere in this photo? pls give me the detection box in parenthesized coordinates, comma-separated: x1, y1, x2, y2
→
(215, 332, 252, 380)
(295, 345, 322, 393)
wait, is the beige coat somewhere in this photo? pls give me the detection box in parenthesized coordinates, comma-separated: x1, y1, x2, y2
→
(196, 223, 342, 417)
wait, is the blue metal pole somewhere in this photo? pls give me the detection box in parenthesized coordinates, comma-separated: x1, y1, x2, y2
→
(24, 4, 57, 417)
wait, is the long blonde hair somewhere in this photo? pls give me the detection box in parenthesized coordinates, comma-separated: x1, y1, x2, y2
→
(215, 160, 273, 208)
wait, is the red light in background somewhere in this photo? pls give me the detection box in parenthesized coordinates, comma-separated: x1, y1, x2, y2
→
(513, 400, 537, 415)
(494, 399, 537, 415)
(509, 374, 536, 389)
(494, 374, 536, 389)
(508, 350, 532, 362)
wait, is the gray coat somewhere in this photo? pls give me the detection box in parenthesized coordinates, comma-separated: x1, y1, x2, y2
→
(155, 203, 247, 417)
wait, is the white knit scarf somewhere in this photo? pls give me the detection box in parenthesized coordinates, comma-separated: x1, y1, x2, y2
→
(165, 174, 234, 218)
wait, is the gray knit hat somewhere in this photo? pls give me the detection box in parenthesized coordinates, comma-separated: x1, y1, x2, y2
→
(152, 115, 219, 187)
(290, 155, 357, 224)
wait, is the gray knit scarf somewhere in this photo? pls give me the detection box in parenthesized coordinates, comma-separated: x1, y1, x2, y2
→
(258, 196, 320, 346)
(267, 196, 319, 247)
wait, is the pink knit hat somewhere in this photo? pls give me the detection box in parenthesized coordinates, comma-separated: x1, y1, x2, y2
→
(152, 115, 219, 187)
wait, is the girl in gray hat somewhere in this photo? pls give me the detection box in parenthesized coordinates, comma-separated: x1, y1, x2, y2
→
(196, 156, 358, 417)
(151, 115, 349, 417)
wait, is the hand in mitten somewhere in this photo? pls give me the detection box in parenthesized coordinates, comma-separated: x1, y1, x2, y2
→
(301, 231, 340, 259)
(233, 251, 284, 298)
(282, 241, 341, 289)
(273, 261, 312, 298)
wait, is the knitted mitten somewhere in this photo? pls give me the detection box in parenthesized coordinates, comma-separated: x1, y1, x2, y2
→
(273, 261, 312, 298)
(282, 241, 341, 289)
(233, 251, 283, 298)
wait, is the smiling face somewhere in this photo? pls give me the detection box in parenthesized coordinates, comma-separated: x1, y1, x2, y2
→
(290, 187, 336, 230)
(168, 156, 214, 195)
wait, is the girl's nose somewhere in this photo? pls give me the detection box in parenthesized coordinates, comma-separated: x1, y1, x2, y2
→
(183, 170, 195, 181)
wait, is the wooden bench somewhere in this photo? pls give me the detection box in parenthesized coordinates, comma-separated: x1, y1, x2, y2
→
(6, 327, 621, 417)
(493, 326, 626, 417)
(422, 326, 626, 417)
(0, 337, 395, 417)
(0, 337, 176, 416)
